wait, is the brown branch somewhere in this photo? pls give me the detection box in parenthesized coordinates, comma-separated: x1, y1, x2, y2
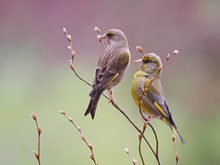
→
(138, 101, 160, 165)
(148, 123, 159, 156)
(31, 112, 42, 165)
(138, 123, 147, 165)
(111, 101, 160, 164)
(59, 110, 98, 165)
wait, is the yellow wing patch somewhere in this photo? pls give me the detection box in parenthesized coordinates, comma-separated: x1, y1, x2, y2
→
(153, 101, 167, 117)
(103, 73, 119, 88)
(142, 87, 168, 117)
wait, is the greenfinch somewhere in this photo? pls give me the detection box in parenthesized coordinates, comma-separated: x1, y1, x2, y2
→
(131, 53, 185, 144)
(85, 29, 130, 119)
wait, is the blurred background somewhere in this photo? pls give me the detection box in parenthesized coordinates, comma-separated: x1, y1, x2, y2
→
(1, 0, 220, 164)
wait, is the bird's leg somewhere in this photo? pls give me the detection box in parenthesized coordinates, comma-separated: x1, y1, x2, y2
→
(143, 115, 158, 124)
(108, 89, 116, 104)
(143, 116, 151, 125)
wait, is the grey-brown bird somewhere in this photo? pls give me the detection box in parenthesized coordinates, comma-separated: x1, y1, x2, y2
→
(84, 29, 130, 119)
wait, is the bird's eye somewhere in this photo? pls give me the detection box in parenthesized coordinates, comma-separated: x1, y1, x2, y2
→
(106, 33, 114, 37)
(143, 59, 149, 63)
(142, 56, 150, 63)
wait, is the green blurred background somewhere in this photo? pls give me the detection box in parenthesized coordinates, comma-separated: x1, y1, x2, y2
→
(1, 0, 220, 164)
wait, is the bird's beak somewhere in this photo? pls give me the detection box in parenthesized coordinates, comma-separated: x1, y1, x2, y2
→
(134, 59, 143, 66)
(99, 34, 107, 39)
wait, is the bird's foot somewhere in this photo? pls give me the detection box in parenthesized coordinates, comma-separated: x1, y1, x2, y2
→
(108, 89, 116, 104)
(143, 115, 157, 124)
(143, 116, 151, 125)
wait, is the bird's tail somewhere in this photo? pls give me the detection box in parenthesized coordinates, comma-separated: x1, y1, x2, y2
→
(84, 92, 102, 119)
(162, 114, 185, 144)
(170, 125, 185, 144)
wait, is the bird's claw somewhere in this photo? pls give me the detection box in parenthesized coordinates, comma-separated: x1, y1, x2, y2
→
(108, 89, 116, 104)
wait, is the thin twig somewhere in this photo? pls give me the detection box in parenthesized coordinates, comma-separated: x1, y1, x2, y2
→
(59, 110, 98, 165)
(176, 153, 179, 165)
(63, 28, 109, 100)
(148, 123, 159, 156)
(138, 122, 147, 165)
(94, 27, 105, 49)
(31, 112, 42, 165)
(111, 100, 160, 164)
(138, 98, 160, 164)
(124, 148, 138, 165)
(172, 134, 179, 165)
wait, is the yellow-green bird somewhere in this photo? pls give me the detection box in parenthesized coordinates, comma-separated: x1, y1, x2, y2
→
(85, 29, 130, 119)
(131, 53, 185, 144)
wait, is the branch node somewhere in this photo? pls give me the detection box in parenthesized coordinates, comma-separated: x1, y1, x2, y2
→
(33, 151, 39, 159)
(89, 153, 95, 160)
(138, 133, 143, 139)
(38, 125, 42, 135)
(124, 147, 129, 154)
(70, 63, 74, 70)
(172, 134, 176, 142)
(31, 112, 37, 121)
(94, 27, 101, 34)
(59, 110, 66, 115)
(67, 46, 72, 51)
(97, 35, 102, 42)
(63, 27, 67, 35)
(136, 46, 144, 54)
(176, 153, 179, 161)
(67, 116, 73, 123)
(80, 134, 85, 140)
(132, 159, 137, 165)
(67, 35, 71, 42)
(173, 50, 179, 55)
(88, 143, 93, 149)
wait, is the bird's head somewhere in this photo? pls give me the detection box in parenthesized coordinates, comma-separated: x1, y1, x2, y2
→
(100, 29, 127, 46)
(134, 53, 162, 75)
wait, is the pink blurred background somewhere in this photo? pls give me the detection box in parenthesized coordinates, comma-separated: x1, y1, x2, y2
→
(1, 0, 220, 164)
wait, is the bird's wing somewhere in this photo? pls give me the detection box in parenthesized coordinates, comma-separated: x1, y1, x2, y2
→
(89, 65, 119, 97)
(94, 65, 119, 89)
(142, 79, 173, 120)
(93, 50, 129, 88)
(90, 48, 129, 98)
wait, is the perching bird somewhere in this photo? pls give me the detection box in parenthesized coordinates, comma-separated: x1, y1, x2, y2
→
(131, 53, 185, 144)
(85, 29, 130, 119)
